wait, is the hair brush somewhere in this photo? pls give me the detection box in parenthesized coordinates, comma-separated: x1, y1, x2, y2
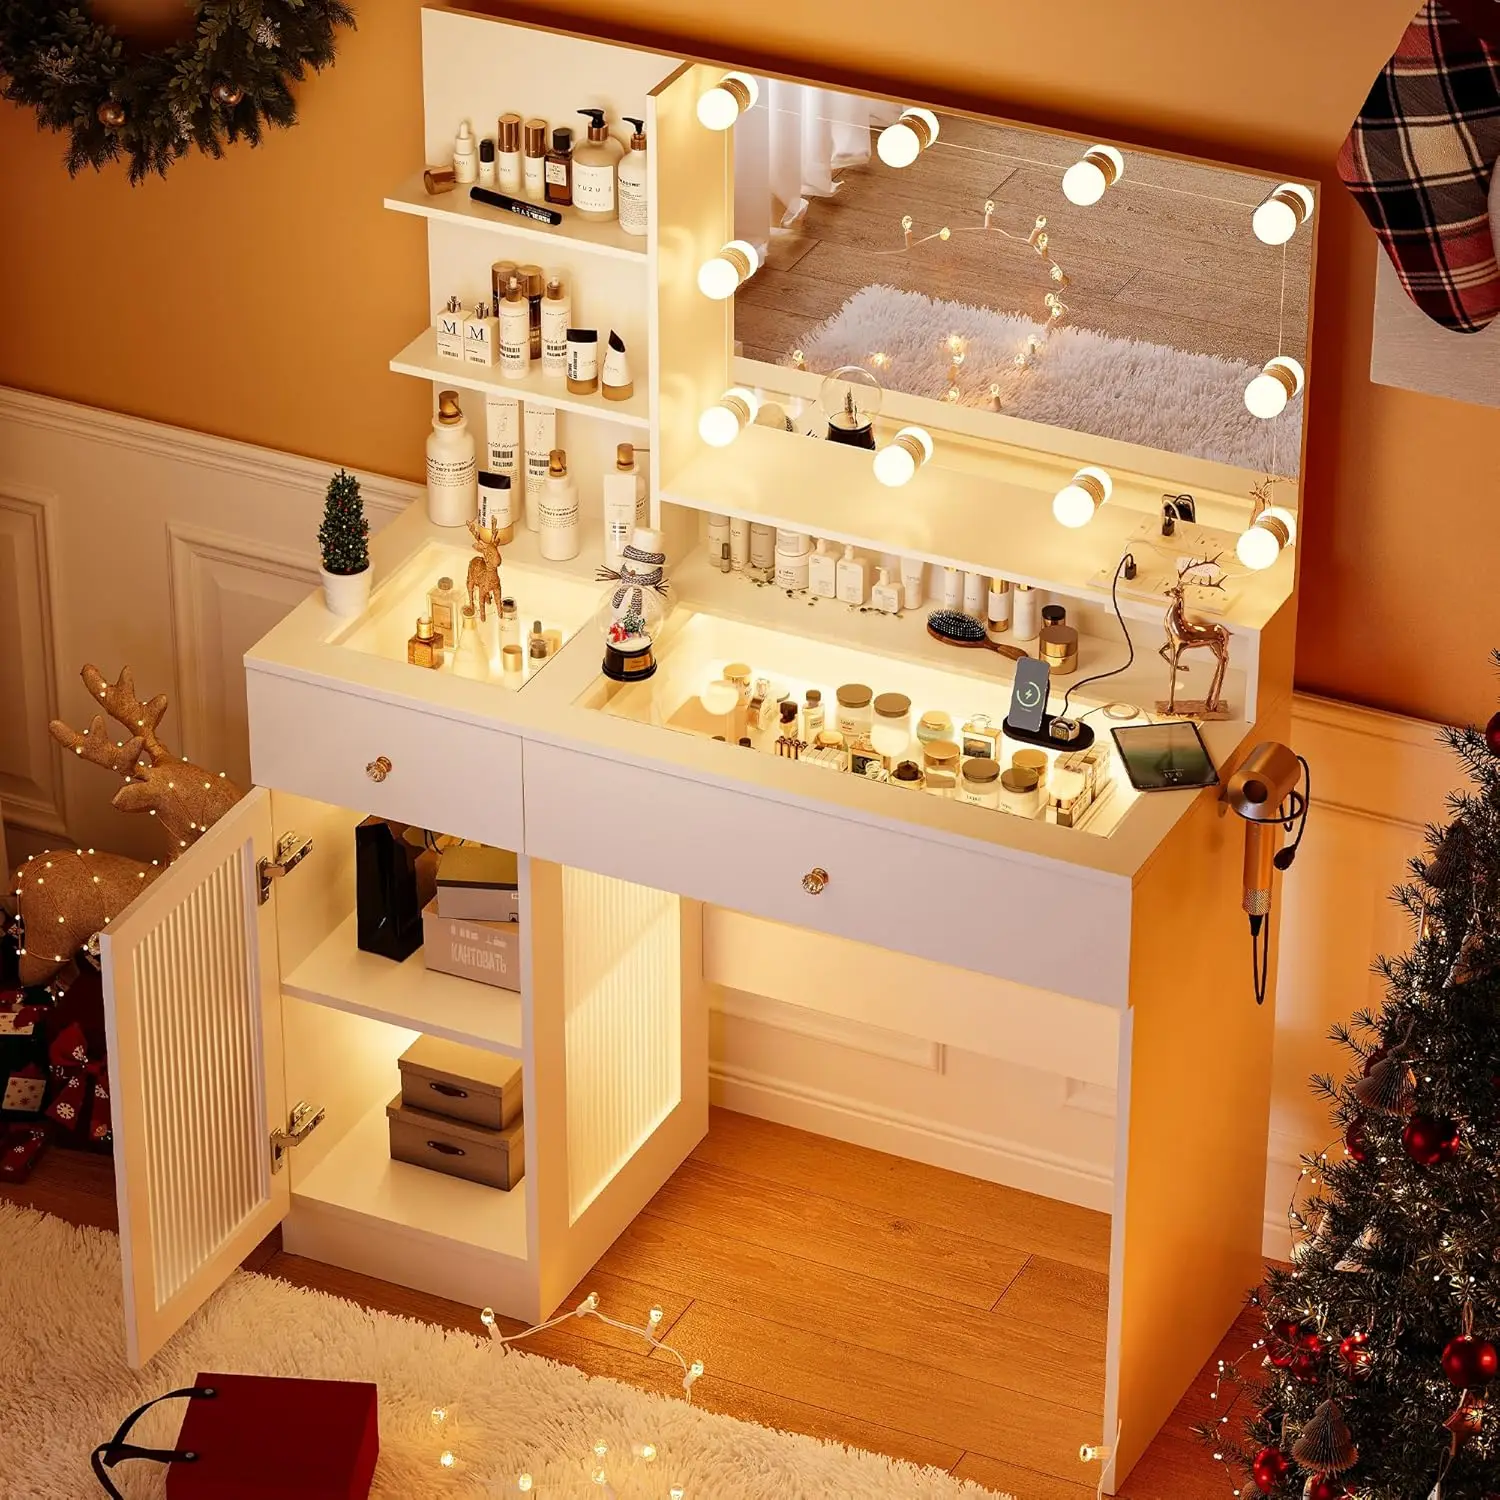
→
(927, 610, 1028, 660)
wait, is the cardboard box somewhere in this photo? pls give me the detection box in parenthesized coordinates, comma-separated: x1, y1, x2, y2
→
(436, 844, 520, 923)
(421, 901, 520, 991)
(386, 1093, 525, 1191)
(398, 1034, 522, 1131)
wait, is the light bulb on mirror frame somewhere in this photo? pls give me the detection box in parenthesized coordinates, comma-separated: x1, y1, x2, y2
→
(696, 71, 758, 130)
(697, 239, 760, 300)
(698, 387, 759, 446)
(877, 107, 939, 168)
(1236, 505, 1296, 570)
(1061, 145, 1124, 207)
(1244, 356, 1304, 419)
(1052, 465, 1112, 527)
(1251, 182, 1314, 246)
(872, 426, 933, 487)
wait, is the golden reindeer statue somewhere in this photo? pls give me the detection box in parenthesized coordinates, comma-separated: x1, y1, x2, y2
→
(465, 518, 504, 622)
(1157, 558, 1231, 719)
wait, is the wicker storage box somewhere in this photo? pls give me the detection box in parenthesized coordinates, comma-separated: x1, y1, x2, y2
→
(397, 1034, 522, 1131)
(385, 1094, 525, 1191)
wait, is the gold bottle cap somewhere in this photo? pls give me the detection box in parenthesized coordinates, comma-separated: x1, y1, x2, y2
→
(524, 119, 547, 155)
(873, 691, 911, 720)
(417, 616, 436, 641)
(518, 263, 545, 297)
(836, 683, 873, 708)
(460, 603, 475, 620)
(545, 273, 566, 300)
(548, 449, 567, 477)
(963, 756, 1000, 784)
(923, 739, 961, 767)
(438, 576, 453, 589)
(504, 275, 524, 303)
(436, 391, 464, 425)
(498, 113, 522, 152)
(616, 442, 635, 470)
(724, 662, 752, 686)
(1002, 766, 1040, 794)
(918, 710, 953, 735)
(815, 729, 844, 749)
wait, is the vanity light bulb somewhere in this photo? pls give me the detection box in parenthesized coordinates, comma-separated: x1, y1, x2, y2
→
(697, 240, 760, 300)
(698, 388, 759, 446)
(697, 71, 759, 130)
(1252, 182, 1314, 245)
(1236, 506, 1296, 570)
(872, 426, 933, 486)
(1061, 145, 1124, 207)
(1244, 356, 1304, 419)
(1052, 465, 1112, 528)
(876, 107, 940, 169)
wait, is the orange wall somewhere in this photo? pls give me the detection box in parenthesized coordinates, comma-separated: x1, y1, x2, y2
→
(0, 0, 1492, 725)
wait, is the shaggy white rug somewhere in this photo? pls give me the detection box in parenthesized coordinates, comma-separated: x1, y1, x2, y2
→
(0, 1203, 1012, 1499)
(791, 284, 1303, 474)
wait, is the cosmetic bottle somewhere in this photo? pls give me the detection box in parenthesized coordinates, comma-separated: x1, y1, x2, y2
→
(917, 712, 954, 748)
(434, 295, 464, 361)
(522, 119, 548, 200)
(871, 567, 901, 614)
(540, 449, 581, 561)
(960, 757, 1001, 809)
(408, 616, 442, 669)
(774, 529, 811, 590)
(499, 599, 520, 652)
(1042, 604, 1067, 630)
(717, 542, 731, 573)
(961, 714, 1001, 761)
(987, 579, 1013, 639)
(749, 523, 776, 575)
(729, 517, 749, 572)
(463, 301, 498, 367)
(489, 258, 519, 313)
(602, 442, 648, 569)
(836, 545, 870, 606)
(453, 120, 477, 184)
(426, 391, 477, 528)
(602, 332, 633, 401)
(941, 566, 962, 610)
(618, 117, 649, 237)
(423, 165, 456, 195)
(519, 265, 545, 361)
(803, 688, 825, 739)
(503, 644, 524, 677)
(836, 683, 873, 740)
(998, 766, 1042, 817)
(478, 137, 496, 187)
(497, 113, 523, 193)
(540, 273, 571, 381)
(427, 576, 458, 649)
(809, 539, 837, 598)
(499, 277, 530, 380)
(963, 571, 987, 618)
(566, 329, 599, 394)
(544, 128, 574, 207)
(523, 403, 556, 532)
(573, 109, 618, 221)
(707, 514, 730, 556)
(871, 693, 912, 764)
(477, 471, 516, 544)
(529, 620, 548, 660)
(484, 392, 521, 487)
(900, 557, 925, 611)
(1012, 583, 1040, 641)
(453, 604, 489, 680)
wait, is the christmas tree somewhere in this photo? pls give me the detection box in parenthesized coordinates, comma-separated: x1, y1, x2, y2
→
(1202, 670, 1500, 1499)
(318, 468, 368, 576)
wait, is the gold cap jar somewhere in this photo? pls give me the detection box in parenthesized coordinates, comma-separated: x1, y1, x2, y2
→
(1039, 623, 1079, 676)
(922, 739, 961, 772)
(1012, 747, 1049, 789)
(523, 118, 548, 157)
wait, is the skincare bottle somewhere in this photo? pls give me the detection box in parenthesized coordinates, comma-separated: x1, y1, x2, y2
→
(987, 579, 1013, 638)
(566, 329, 599, 394)
(463, 301, 498, 367)
(774, 529, 811, 590)
(477, 471, 516, 544)
(484, 391, 521, 486)
(434, 295, 464, 361)
(602, 442, 647, 569)
(426, 391, 477, 527)
(729, 516, 749, 572)
(453, 604, 489, 680)
(478, 137, 497, 187)
(523, 403, 556, 532)
(900, 557, 925, 611)
(427, 576, 458, 649)
(941, 566, 962, 609)
(749, 522, 776, 575)
(453, 120, 478, 184)
(803, 688, 825, 739)
(808, 539, 837, 598)
(601, 331, 633, 401)
(544, 128, 574, 207)
(836, 544, 870, 605)
(518, 265, 545, 361)
(871, 567, 901, 614)
(707, 513, 730, 556)
(497, 113, 523, 193)
(618, 117, 649, 237)
(1013, 582, 1040, 641)
(499, 599, 520, 651)
(540, 449, 581, 561)
(408, 616, 442, 669)
(541, 273, 571, 381)
(529, 620, 548, 660)
(489, 258, 519, 313)
(499, 277, 530, 380)
(522, 119, 548, 200)
(963, 571, 987, 618)
(717, 542, 731, 573)
(573, 108, 618, 221)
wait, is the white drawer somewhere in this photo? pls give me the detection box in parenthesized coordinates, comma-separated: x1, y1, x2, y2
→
(524, 742, 1130, 1005)
(246, 671, 523, 849)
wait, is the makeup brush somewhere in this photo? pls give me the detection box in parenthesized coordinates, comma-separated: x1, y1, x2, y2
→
(927, 610, 1028, 660)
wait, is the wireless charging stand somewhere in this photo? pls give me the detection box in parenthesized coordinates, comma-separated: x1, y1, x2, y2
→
(1001, 714, 1097, 752)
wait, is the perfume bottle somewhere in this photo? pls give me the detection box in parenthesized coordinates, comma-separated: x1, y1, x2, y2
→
(453, 604, 489, 680)
(427, 575, 458, 648)
(544, 127, 574, 206)
(528, 619, 548, 659)
(407, 616, 442, 669)
(499, 597, 520, 652)
(463, 302, 498, 367)
(435, 295, 465, 361)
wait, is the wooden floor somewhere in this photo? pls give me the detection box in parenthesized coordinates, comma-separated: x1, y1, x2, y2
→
(3, 1108, 1259, 1499)
(735, 113, 1311, 374)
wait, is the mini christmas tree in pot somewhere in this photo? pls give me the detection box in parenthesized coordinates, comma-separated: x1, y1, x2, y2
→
(318, 468, 371, 616)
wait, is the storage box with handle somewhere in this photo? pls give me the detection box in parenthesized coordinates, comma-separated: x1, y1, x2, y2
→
(398, 1033, 523, 1130)
(387, 1093, 525, 1190)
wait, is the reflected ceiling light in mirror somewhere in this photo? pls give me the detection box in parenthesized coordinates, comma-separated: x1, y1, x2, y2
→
(1252, 183, 1314, 246)
(696, 72, 758, 130)
(698, 387, 759, 446)
(877, 108, 940, 168)
(1061, 145, 1124, 207)
(1244, 356, 1304, 419)
(697, 240, 760, 299)
(1236, 506, 1296, 570)
(1052, 466, 1112, 527)
(873, 426, 933, 487)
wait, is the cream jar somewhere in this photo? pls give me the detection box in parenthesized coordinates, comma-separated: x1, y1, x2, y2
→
(836, 683, 873, 740)
(774, 528, 812, 590)
(924, 767, 957, 798)
(959, 756, 1001, 808)
(1040, 623, 1079, 677)
(922, 739, 961, 778)
(999, 765, 1043, 817)
(871, 692, 913, 763)
(890, 760, 924, 790)
(1012, 748, 1049, 791)
(916, 710, 954, 748)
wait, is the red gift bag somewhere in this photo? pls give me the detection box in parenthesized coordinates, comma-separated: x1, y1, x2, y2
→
(92, 1375, 378, 1499)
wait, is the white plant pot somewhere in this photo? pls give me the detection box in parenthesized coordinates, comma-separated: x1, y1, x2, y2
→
(321, 565, 371, 618)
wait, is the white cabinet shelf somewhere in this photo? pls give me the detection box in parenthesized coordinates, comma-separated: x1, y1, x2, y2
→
(385, 173, 649, 262)
(391, 328, 651, 429)
(283, 912, 524, 1058)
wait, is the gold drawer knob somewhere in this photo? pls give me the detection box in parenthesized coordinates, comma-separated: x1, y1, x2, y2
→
(802, 867, 829, 895)
(366, 755, 392, 783)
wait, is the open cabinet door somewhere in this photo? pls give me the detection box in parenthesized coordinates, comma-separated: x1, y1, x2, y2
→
(101, 787, 288, 1367)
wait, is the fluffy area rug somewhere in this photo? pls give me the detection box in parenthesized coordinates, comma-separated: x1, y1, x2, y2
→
(791, 284, 1303, 474)
(0, 1203, 1011, 1499)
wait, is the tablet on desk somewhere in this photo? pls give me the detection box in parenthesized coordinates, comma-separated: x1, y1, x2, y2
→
(1110, 721, 1219, 792)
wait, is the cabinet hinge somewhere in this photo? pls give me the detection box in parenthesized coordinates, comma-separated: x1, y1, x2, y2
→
(257, 832, 313, 905)
(270, 1100, 325, 1173)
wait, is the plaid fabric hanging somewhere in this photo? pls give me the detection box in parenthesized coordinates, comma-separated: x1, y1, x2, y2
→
(1339, 0, 1500, 332)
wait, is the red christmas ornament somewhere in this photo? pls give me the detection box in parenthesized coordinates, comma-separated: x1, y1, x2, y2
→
(1338, 1330, 1373, 1376)
(1271, 1317, 1302, 1344)
(1403, 1114, 1461, 1165)
(1344, 1117, 1368, 1163)
(1485, 710, 1500, 755)
(1442, 1334, 1499, 1387)
(1251, 1446, 1292, 1493)
(1297, 1326, 1326, 1351)
(1291, 1345, 1326, 1383)
(1305, 1479, 1350, 1500)
(1266, 1341, 1296, 1369)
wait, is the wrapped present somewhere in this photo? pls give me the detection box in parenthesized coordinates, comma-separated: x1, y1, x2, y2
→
(0, 1123, 49, 1182)
(0, 987, 49, 1120)
(46, 1020, 110, 1145)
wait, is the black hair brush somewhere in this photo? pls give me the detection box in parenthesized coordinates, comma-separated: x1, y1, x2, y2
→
(927, 610, 1028, 661)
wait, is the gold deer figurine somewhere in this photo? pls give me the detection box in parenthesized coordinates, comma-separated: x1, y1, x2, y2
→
(1157, 559, 1231, 719)
(466, 518, 504, 622)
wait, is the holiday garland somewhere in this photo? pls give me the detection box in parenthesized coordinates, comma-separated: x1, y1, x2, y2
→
(0, 1, 354, 183)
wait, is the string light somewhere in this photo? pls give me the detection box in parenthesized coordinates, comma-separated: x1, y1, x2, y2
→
(877, 107, 939, 168)
(696, 71, 757, 130)
(1062, 144, 1124, 206)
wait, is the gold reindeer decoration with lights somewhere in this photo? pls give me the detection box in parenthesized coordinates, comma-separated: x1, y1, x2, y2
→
(1157, 558, 1231, 720)
(466, 518, 504, 622)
